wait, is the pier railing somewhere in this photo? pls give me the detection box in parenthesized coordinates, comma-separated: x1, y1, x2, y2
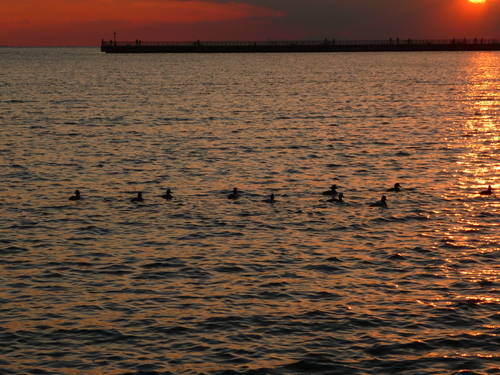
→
(102, 38, 499, 47)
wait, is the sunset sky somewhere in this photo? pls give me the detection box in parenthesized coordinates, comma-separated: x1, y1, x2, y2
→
(1, 0, 500, 46)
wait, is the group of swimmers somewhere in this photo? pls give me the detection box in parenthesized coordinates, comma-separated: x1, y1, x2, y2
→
(69, 183, 494, 207)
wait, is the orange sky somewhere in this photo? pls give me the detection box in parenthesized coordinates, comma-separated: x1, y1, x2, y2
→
(1, 0, 499, 46)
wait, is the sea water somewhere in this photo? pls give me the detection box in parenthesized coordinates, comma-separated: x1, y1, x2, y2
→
(1, 48, 500, 374)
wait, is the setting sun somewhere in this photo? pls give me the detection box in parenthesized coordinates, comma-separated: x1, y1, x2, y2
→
(469, 0, 486, 3)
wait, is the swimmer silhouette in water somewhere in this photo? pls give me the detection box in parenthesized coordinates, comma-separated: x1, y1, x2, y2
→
(228, 187, 239, 199)
(370, 196, 388, 208)
(131, 192, 143, 202)
(480, 185, 493, 195)
(69, 189, 82, 201)
(387, 183, 401, 192)
(328, 192, 344, 203)
(161, 189, 173, 200)
(263, 193, 275, 203)
(322, 184, 338, 196)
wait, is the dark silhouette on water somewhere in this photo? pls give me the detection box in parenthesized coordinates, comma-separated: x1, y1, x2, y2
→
(131, 192, 144, 202)
(263, 193, 275, 203)
(322, 184, 338, 196)
(228, 187, 239, 199)
(387, 183, 401, 192)
(328, 192, 344, 203)
(69, 189, 82, 201)
(161, 189, 173, 199)
(480, 185, 493, 195)
(370, 196, 388, 208)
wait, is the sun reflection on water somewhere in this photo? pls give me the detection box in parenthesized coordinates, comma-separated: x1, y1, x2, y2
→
(439, 52, 500, 313)
(459, 52, 500, 192)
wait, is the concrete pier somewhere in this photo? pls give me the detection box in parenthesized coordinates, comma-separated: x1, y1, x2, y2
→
(101, 38, 500, 53)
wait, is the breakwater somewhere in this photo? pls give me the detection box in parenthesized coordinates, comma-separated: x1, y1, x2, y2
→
(101, 38, 500, 53)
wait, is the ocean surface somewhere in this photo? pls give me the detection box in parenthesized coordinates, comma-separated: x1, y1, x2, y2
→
(1, 48, 500, 375)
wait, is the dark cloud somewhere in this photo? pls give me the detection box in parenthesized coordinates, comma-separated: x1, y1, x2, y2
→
(185, 0, 500, 40)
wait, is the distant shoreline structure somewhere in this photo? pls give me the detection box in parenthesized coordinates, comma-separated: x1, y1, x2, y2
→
(101, 38, 500, 53)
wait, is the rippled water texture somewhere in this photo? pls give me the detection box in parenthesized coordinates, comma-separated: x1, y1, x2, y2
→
(1, 48, 500, 374)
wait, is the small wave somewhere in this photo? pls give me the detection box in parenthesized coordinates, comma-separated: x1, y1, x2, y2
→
(141, 259, 185, 269)
(8, 224, 42, 229)
(258, 290, 293, 300)
(68, 304, 105, 312)
(365, 340, 434, 356)
(284, 356, 357, 374)
(96, 264, 135, 275)
(258, 281, 289, 288)
(162, 117, 192, 122)
(326, 163, 342, 169)
(133, 270, 177, 280)
(52, 327, 137, 345)
(304, 264, 345, 274)
(0, 246, 28, 254)
(307, 291, 342, 300)
(214, 265, 246, 273)
(387, 253, 406, 260)
(77, 225, 111, 235)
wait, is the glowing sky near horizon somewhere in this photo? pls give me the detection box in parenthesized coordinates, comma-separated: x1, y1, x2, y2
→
(0, 0, 498, 46)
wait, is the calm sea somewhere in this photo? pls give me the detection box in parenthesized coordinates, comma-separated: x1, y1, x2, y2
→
(1, 48, 500, 375)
